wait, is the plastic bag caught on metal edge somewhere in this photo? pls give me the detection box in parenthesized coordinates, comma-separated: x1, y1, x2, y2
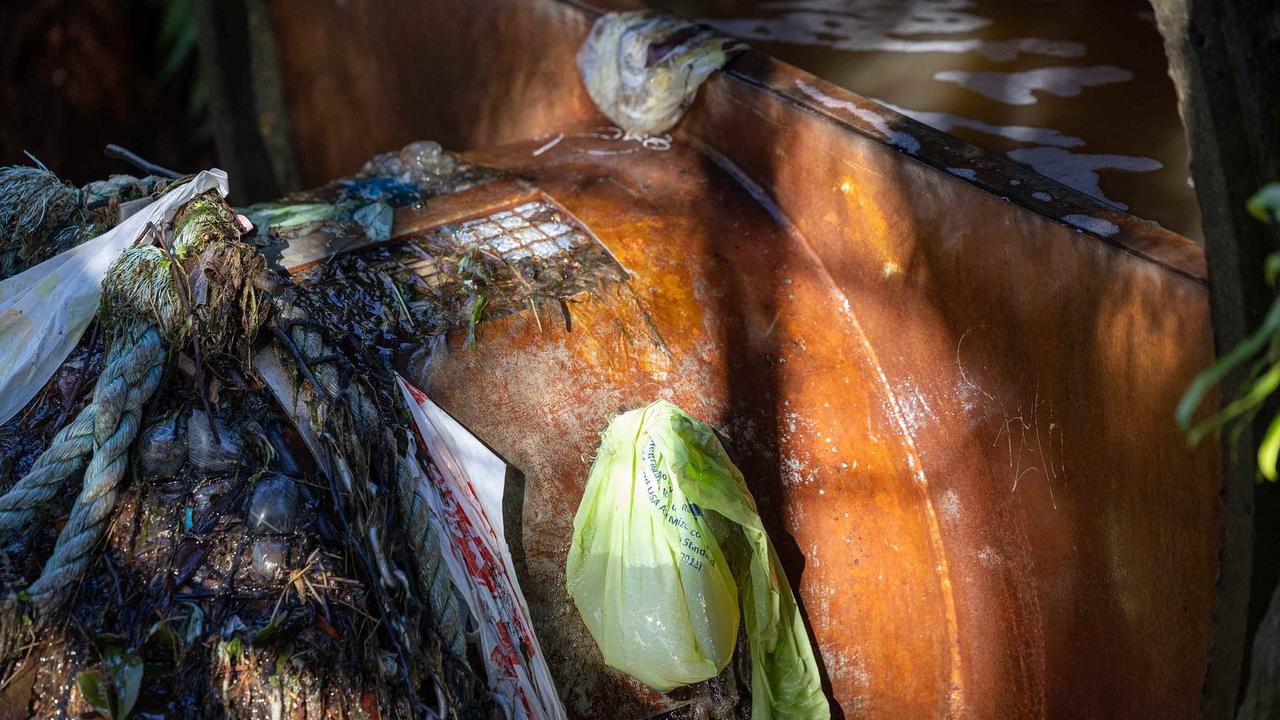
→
(397, 376, 567, 720)
(566, 400, 829, 719)
(577, 11, 745, 137)
(0, 169, 229, 427)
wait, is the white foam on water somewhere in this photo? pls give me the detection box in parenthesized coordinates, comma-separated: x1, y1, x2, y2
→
(1062, 214, 1120, 236)
(947, 167, 978, 180)
(934, 65, 1133, 105)
(1032, 191, 1052, 201)
(874, 99, 1084, 148)
(796, 80, 921, 154)
(1006, 146, 1162, 209)
(700, 0, 1084, 61)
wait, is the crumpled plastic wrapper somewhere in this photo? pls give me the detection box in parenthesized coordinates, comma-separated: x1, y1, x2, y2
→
(577, 11, 745, 138)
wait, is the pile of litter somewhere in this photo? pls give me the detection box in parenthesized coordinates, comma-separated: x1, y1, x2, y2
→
(0, 13, 830, 714)
(0, 142, 543, 719)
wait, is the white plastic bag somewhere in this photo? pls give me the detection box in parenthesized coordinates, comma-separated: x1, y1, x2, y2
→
(0, 169, 228, 427)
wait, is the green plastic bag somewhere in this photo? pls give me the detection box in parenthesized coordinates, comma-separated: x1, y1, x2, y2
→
(566, 401, 830, 719)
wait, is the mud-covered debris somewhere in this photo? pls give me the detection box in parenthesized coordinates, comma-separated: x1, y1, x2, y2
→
(187, 410, 243, 473)
(138, 412, 188, 480)
(245, 475, 299, 534)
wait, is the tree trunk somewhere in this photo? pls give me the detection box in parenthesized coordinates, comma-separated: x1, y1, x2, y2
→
(1150, 0, 1280, 716)
(194, 0, 299, 204)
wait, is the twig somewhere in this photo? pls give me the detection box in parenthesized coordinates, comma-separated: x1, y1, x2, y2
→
(381, 272, 417, 330)
(271, 326, 332, 401)
(104, 144, 183, 179)
(482, 246, 543, 332)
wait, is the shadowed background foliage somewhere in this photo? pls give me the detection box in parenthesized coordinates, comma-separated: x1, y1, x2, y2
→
(0, 0, 214, 185)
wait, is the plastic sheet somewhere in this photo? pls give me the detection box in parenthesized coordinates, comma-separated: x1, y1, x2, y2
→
(398, 376, 566, 720)
(0, 169, 229, 427)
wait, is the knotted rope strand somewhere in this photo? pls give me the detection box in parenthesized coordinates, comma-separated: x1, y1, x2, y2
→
(0, 328, 169, 532)
(0, 191, 260, 617)
(26, 327, 166, 612)
(396, 458, 466, 659)
(0, 407, 95, 532)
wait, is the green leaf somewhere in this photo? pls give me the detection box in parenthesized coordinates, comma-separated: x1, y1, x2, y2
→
(156, 0, 196, 84)
(1259, 413, 1280, 481)
(1265, 252, 1280, 288)
(353, 202, 394, 242)
(182, 603, 205, 645)
(1188, 362, 1280, 445)
(241, 203, 338, 232)
(251, 619, 283, 648)
(102, 642, 143, 720)
(157, 0, 190, 46)
(456, 253, 490, 284)
(467, 294, 487, 349)
(186, 71, 208, 120)
(1247, 183, 1280, 223)
(141, 620, 181, 677)
(158, 16, 197, 84)
(76, 671, 112, 718)
(1178, 297, 1280, 435)
(273, 640, 295, 679)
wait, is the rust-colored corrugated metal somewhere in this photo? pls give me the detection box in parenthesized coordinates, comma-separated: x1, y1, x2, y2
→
(262, 1, 1224, 717)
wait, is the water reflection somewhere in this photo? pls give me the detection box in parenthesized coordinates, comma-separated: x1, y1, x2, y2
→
(651, 0, 1201, 240)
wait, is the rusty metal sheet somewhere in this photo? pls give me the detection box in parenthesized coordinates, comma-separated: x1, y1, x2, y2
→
(366, 129, 1213, 719)
(263, 1, 1222, 716)
(682, 62, 1218, 719)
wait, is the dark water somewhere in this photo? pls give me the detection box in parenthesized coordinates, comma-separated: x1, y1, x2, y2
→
(649, 0, 1201, 241)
